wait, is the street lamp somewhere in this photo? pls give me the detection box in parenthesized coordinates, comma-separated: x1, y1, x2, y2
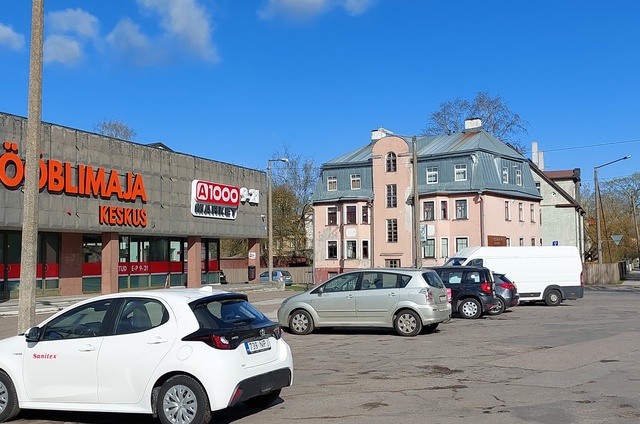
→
(268, 158, 288, 285)
(594, 155, 631, 264)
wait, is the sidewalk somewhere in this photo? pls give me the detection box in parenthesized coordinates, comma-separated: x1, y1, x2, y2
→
(0, 283, 283, 317)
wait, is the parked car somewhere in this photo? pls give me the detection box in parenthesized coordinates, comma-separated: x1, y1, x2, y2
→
(489, 272, 520, 315)
(0, 287, 293, 424)
(260, 270, 293, 286)
(428, 266, 500, 319)
(277, 268, 451, 337)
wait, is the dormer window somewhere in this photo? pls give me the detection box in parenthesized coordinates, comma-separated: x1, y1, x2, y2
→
(350, 174, 361, 190)
(502, 167, 509, 184)
(386, 152, 397, 172)
(454, 164, 467, 181)
(515, 169, 522, 186)
(327, 176, 337, 191)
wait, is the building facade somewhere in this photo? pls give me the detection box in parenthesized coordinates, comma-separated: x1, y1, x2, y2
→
(0, 112, 266, 299)
(312, 120, 543, 282)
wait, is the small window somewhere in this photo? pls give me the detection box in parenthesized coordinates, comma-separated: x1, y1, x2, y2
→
(535, 181, 541, 193)
(346, 240, 357, 259)
(506, 237, 511, 246)
(386, 184, 397, 208)
(518, 202, 524, 222)
(519, 237, 524, 246)
(345, 205, 357, 224)
(362, 240, 369, 259)
(455, 199, 468, 219)
(423, 201, 435, 221)
(531, 238, 536, 246)
(423, 239, 435, 258)
(505, 201, 510, 221)
(455, 237, 468, 252)
(502, 167, 509, 184)
(515, 169, 522, 186)
(327, 176, 337, 191)
(454, 164, 467, 181)
(350, 174, 361, 190)
(440, 238, 449, 258)
(361, 204, 369, 224)
(385, 259, 400, 268)
(387, 219, 398, 243)
(327, 241, 338, 259)
(327, 206, 337, 225)
(427, 167, 438, 184)
(530, 204, 535, 222)
(440, 201, 448, 220)
(386, 152, 397, 172)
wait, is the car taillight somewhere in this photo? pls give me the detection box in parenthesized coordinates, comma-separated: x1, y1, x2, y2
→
(500, 282, 516, 290)
(197, 334, 231, 349)
(481, 282, 492, 294)
(446, 288, 452, 302)
(580, 271, 583, 286)
(419, 287, 434, 303)
(273, 326, 283, 340)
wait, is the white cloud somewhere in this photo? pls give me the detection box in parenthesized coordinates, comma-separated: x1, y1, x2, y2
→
(0, 23, 25, 51)
(47, 8, 99, 38)
(106, 18, 165, 66)
(43, 35, 82, 65)
(257, 0, 376, 21)
(137, 0, 218, 62)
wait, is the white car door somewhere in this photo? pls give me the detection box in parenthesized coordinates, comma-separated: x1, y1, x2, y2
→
(22, 299, 112, 403)
(355, 271, 402, 324)
(97, 298, 177, 404)
(311, 273, 358, 324)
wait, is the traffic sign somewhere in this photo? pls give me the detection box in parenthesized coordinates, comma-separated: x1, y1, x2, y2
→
(611, 235, 623, 245)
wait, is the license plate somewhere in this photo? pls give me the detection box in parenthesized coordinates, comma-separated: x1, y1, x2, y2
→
(245, 338, 271, 354)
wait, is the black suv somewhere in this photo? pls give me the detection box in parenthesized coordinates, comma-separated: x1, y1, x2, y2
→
(428, 266, 499, 319)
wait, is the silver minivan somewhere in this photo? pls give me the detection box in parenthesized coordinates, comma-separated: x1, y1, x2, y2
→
(277, 268, 451, 337)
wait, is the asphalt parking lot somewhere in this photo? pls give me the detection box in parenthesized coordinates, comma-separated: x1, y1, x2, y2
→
(2, 287, 640, 424)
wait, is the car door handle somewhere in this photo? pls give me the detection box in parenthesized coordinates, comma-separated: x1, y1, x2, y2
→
(147, 337, 168, 345)
(388, 292, 397, 297)
(79, 345, 98, 352)
(346, 294, 354, 299)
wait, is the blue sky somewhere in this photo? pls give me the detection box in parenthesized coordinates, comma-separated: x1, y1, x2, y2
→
(1, 0, 638, 187)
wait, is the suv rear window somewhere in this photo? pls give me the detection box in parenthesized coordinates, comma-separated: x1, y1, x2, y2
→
(422, 272, 444, 288)
(192, 298, 270, 330)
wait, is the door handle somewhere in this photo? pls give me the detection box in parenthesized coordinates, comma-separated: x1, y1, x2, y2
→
(388, 292, 397, 297)
(79, 345, 98, 352)
(147, 337, 168, 345)
(346, 294, 354, 299)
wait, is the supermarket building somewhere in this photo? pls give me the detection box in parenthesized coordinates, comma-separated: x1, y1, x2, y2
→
(0, 112, 266, 299)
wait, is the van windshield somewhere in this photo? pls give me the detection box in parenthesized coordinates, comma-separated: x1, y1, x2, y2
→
(444, 257, 466, 266)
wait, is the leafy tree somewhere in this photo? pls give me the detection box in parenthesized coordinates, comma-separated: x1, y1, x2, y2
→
(94, 118, 137, 141)
(423, 92, 529, 154)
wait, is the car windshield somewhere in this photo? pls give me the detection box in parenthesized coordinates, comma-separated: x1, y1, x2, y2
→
(192, 298, 269, 330)
(444, 257, 466, 266)
(422, 272, 444, 288)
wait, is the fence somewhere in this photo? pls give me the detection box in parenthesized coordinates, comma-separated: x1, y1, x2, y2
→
(224, 267, 314, 285)
(583, 263, 621, 285)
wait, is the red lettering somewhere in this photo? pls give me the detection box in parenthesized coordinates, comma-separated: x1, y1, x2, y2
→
(47, 159, 64, 192)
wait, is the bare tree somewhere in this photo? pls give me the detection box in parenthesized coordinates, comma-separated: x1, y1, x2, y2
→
(423, 92, 529, 154)
(94, 118, 137, 141)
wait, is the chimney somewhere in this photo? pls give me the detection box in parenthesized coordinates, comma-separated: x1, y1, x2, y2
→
(371, 127, 394, 142)
(464, 118, 482, 131)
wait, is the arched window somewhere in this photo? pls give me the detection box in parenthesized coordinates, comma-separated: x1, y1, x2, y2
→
(385, 152, 396, 172)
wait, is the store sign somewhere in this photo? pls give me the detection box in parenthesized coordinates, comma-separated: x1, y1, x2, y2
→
(1, 141, 148, 228)
(190, 179, 259, 220)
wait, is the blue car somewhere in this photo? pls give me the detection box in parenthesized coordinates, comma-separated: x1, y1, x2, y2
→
(260, 270, 294, 286)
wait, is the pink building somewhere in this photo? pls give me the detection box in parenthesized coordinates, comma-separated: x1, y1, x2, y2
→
(312, 120, 542, 283)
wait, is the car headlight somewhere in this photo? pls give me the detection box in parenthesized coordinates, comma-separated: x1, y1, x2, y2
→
(280, 297, 291, 308)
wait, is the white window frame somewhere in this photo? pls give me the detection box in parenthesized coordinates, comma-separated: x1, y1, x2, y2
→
(518, 202, 524, 222)
(361, 239, 369, 259)
(440, 200, 448, 220)
(386, 152, 397, 172)
(502, 167, 509, 184)
(350, 174, 361, 190)
(361, 204, 369, 224)
(423, 201, 435, 221)
(455, 199, 468, 219)
(345, 240, 357, 259)
(455, 237, 469, 252)
(505, 201, 511, 221)
(386, 184, 397, 208)
(454, 164, 467, 181)
(387, 219, 398, 243)
(530, 204, 535, 222)
(440, 237, 449, 259)
(427, 167, 438, 184)
(423, 238, 436, 258)
(515, 169, 522, 186)
(327, 240, 338, 259)
(344, 204, 357, 225)
(327, 176, 337, 191)
(327, 206, 338, 225)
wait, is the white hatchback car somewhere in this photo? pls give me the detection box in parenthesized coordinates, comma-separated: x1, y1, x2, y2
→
(0, 287, 293, 424)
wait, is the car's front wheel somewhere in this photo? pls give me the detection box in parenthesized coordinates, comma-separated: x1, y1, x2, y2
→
(394, 309, 423, 336)
(458, 298, 482, 319)
(243, 389, 281, 408)
(157, 375, 211, 424)
(288, 309, 314, 335)
(0, 371, 20, 423)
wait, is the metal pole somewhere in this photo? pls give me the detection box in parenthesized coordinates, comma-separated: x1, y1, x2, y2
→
(633, 194, 640, 268)
(268, 161, 273, 284)
(412, 136, 421, 268)
(595, 168, 602, 264)
(18, 0, 44, 334)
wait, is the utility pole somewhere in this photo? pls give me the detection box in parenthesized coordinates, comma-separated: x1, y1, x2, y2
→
(412, 136, 421, 269)
(18, 0, 44, 334)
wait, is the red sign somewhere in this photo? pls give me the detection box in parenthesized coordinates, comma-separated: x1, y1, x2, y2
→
(193, 180, 240, 206)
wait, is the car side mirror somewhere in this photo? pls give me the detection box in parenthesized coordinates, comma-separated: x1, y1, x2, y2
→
(25, 327, 41, 342)
(317, 286, 324, 295)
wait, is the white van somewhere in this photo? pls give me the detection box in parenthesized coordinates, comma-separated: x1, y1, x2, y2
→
(444, 246, 584, 306)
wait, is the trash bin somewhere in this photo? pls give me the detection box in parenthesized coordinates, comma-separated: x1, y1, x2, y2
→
(248, 265, 256, 281)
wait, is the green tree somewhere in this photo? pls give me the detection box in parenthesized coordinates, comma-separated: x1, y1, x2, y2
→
(94, 118, 137, 141)
(423, 92, 529, 154)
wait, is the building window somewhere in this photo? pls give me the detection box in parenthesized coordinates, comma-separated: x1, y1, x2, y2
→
(440, 238, 449, 258)
(327, 206, 337, 225)
(361, 204, 369, 224)
(327, 241, 338, 259)
(505, 201, 510, 221)
(423, 201, 435, 221)
(346, 240, 357, 259)
(327, 176, 337, 191)
(427, 167, 438, 184)
(345, 205, 357, 224)
(455, 199, 468, 219)
(362, 240, 369, 259)
(386, 152, 397, 172)
(540, 238, 543, 246)
(386, 184, 397, 208)
(519, 237, 524, 246)
(535, 181, 541, 193)
(440, 201, 448, 220)
(502, 166, 509, 184)
(516, 169, 522, 186)
(455, 237, 468, 252)
(506, 237, 511, 246)
(385, 259, 400, 268)
(530, 204, 535, 222)
(454, 164, 467, 181)
(518, 202, 524, 222)
(350, 174, 361, 190)
(423, 239, 436, 258)
(531, 238, 536, 246)
(387, 219, 398, 242)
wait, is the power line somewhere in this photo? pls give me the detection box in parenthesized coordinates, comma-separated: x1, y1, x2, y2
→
(542, 138, 640, 153)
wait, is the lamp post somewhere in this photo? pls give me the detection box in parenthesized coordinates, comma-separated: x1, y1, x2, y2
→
(268, 158, 288, 284)
(594, 155, 631, 264)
